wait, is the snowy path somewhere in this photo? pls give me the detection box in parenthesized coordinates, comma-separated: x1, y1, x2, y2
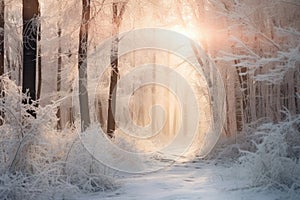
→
(81, 160, 290, 200)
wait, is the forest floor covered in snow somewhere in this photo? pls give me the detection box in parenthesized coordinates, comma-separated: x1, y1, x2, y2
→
(1, 77, 299, 200)
(78, 114, 300, 200)
(80, 159, 295, 200)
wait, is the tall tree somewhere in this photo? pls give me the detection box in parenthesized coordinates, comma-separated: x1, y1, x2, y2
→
(56, 24, 62, 130)
(22, 0, 39, 115)
(36, 14, 41, 100)
(0, 0, 3, 77)
(107, 0, 127, 138)
(78, 0, 91, 131)
(0, 0, 4, 125)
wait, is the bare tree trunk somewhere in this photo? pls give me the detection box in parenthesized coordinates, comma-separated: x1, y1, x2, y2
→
(78, 0, 91, 131)
(0, 0, 3, 76)
(235, 59, 247, 131)
(56, 24, 62, 130)
(295, 70, 300, 114)
(96, 97, 104, 129)
(9, 0, 39, 173)
(36, 19, 41, 100)
(107, 2, 119, 138)
(107, 1, 127, 138)
(0, 0, 4, 125)
(22, 0, 39, 117)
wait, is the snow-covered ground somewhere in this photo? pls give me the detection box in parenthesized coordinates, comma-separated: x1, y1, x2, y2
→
(79, 159, 296, 200)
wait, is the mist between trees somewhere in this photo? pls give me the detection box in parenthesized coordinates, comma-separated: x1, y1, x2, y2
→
(1, 0, 299, 135)
(0, 0, 299, 199)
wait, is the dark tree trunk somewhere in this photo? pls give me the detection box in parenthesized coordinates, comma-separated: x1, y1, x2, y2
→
(56, 25, 62, 130)
(0, 0, 4, 125)
(107, 1, 127, 138)
(107, 2, 119, 138)
(0, 0, 3, 77)
(78, 0, 91, 131)
(22, 0, 39, 116)
(36, 20, 41, 100)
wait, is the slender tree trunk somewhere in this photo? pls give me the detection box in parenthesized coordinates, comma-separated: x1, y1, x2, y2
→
(56, 24, 62, 130)
(0, 0, 3, 77)
(9, 0, 39, 172)
(22, 0, 39, 116)
(78, 0, 91, 131)
(295, 71, 300, 114)
(151, 53, 156, 132)
(107, 1, 127, 138)
(36, 19, 41, 100)
(96, 97, 104, 129)
(235, 59, 247, 131)
(0, 0, 4, 125)
(107, 2, 119, 137)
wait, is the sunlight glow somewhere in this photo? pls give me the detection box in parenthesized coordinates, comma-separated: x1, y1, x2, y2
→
(171, 24, 200, 41)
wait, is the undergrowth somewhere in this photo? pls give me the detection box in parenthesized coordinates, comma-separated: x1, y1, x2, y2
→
(0, 76, 116, 200)
(238, 112, 300, 193)
(208, 111, 300, 198)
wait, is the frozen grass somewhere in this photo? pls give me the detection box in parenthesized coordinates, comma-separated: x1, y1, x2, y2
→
(1, 75, 300, 199)
(234, 112, 300, 197)
(204, 112, 300, 198)
(0, 76, 116, 200)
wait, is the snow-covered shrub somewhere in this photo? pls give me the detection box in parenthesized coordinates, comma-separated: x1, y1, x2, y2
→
(237, 112, 300, 192)
(203, 135, 242, 166)
(0, 76, 116, 200)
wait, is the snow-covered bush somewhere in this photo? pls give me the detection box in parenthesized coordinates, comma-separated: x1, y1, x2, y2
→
(0, 76, 116, 200)
(237, 112, 300, 192)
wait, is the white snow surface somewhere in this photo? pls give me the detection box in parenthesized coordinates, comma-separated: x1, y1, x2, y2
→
(78, 160, 296, 200)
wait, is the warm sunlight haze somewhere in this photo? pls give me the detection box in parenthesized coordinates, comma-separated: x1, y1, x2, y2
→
(0, 0, 299, 200)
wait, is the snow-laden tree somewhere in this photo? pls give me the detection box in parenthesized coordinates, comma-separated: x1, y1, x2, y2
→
(180, 0, 300, 136)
